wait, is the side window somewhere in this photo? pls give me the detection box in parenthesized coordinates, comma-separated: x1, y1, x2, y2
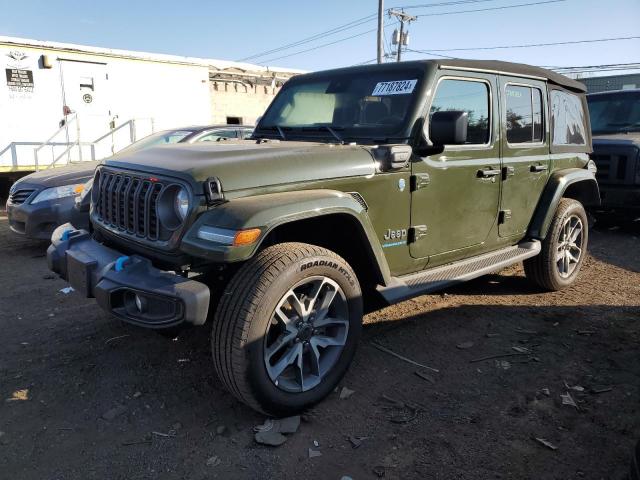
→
(550, 90, 587, 145)
(196, 129, 238, 142)
(505, 85, 544, 144)
(430, 79, 490, 145)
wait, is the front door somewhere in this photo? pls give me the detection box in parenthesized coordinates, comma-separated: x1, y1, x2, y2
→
(59, 60, 111, 144)
(410, 73, 501, 261)
(498, 77, 550, 237)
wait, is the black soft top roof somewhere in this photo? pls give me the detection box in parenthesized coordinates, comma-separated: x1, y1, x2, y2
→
(437, 59, 586, 93)
(303, 59, 586, 94)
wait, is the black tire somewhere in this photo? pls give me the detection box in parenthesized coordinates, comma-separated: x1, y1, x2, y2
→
(212, 242, 362, 416)
(631, 439, 640, 480)
(524, 198, 588, 291)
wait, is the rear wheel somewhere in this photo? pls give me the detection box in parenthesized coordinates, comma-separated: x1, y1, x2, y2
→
(212, 242, 362, 416)
(524, 198, 588, 291)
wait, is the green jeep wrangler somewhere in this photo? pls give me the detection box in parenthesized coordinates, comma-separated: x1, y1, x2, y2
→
(48, 60, 599, 415)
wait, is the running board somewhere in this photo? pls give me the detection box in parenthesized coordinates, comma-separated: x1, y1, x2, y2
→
(377, 240, 541, 304)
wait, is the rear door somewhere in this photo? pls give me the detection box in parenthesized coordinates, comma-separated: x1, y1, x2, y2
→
(410, 73, 501, 260)
(498, 77, 550, 237)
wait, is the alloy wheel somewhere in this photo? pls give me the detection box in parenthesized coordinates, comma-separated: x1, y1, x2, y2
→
(263, 276, 349, 393)
(556, 214, 584, 278)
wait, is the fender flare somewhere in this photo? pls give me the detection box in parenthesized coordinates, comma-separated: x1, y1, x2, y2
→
(181, 189, 391, 283)
(528, 168, 600, 240)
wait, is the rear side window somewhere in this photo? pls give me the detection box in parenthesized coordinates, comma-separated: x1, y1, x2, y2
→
(550, 90, 587, 145)
(505, 85, 544, 144)
(430, 79, 490, 144)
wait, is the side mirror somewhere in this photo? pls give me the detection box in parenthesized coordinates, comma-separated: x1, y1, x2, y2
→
(429, 111, 468, 145)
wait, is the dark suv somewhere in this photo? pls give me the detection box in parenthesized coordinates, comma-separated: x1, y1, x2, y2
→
(587, 89, 640, 215)
(48, 60, 599, 415)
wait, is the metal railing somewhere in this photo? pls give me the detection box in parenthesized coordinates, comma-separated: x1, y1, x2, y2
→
(4, 117, 156, 172)
(33, 114, 80, 171)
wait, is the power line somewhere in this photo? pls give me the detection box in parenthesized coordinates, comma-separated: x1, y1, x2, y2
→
(407, 35, 640, 53)
(256, 0, 568, 65)
(550, 62, 640, 74)
(410, 0, 566, 17)
(551, 62, 640, 70)
(237, 0, 504, 63)
(407, 49, 456, 58)
(258, 23, 395, 64)
(237, 14, 377, 62)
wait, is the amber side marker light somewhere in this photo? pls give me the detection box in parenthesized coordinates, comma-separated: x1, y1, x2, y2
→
(233, 228, 262, 246)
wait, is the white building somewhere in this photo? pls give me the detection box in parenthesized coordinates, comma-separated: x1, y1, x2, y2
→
(0, 36, 302, 178)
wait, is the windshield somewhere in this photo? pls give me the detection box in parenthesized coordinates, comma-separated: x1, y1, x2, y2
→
(119, 129, 195, 154)
(256, 69, 424, 142)
(587, 91, 640, 135)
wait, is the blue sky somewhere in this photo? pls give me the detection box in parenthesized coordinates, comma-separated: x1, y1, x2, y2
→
(0, 0, 638, 75)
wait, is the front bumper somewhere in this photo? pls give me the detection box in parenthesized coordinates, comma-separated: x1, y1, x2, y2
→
(47, 224, 210, 328)
(7, 195, 89, 240)
(599, 185, 640, 211)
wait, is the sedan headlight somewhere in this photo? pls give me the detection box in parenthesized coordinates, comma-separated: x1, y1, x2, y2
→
(175, 188, 189, 220)
(8, 181, 19, 196)
(32, 183, 86, 204)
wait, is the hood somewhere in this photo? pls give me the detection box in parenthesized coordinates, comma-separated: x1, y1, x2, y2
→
(16, 161, 98, 188)
(104, 141, 377, 192)
(593, 131, 640, 146)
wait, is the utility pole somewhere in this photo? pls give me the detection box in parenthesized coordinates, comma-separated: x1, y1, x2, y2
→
(388, 9, 416, 62)
(377, 0, 384, 64)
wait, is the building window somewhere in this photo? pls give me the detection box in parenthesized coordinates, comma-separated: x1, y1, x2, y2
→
(226, 116, 242, 125)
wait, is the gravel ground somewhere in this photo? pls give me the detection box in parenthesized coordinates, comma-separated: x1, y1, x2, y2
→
(0, 210, 638, 480)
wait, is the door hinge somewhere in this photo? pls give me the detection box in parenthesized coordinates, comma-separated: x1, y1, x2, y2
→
(410, 174, 430, 191)
(409, 225, 428, 243)
(498, 210, 512, 224)
(502, 166, 515, 180)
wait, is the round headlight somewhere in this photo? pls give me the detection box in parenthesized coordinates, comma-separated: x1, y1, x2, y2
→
(175, 188, 189, 220)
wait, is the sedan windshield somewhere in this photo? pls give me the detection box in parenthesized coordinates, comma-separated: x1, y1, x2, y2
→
(256, 69, 424, 142)
(119, 129, 195, 154)
(587, 91, 640, 134)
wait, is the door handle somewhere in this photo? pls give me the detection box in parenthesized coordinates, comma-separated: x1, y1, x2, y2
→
(477, 168, 501, 178)
(530, 165, 548, 173)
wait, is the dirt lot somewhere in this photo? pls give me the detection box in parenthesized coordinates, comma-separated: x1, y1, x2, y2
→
(0, 210, 638, 480)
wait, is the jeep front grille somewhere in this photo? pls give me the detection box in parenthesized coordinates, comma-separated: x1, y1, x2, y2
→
(95, 171, 166, 241)
(591, 145, 639, 185)
(9, 189, 35, 205)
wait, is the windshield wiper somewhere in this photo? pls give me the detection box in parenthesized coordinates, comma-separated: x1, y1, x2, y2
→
(318, 126, 343, 143)
(256, 125, 287, 140)
(296, 126, 345, 143)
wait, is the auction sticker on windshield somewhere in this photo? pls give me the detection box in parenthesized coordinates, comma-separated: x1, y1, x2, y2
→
(372, 79, 418, 96)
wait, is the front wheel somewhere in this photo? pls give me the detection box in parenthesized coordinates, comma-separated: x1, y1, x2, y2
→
(212, 242, 362, 416)
(524, 198, 589, 291)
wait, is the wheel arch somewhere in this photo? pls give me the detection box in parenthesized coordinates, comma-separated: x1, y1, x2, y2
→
(527, 168, 600, 240)
(181, 189, 392, 291)
(260, 212, 387, 291)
